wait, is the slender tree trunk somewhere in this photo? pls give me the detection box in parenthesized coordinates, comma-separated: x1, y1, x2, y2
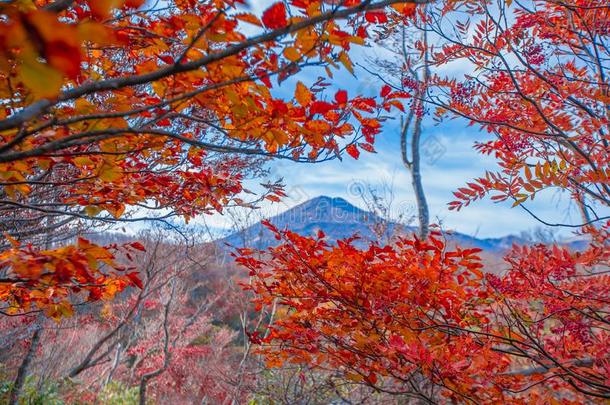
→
(104, 343, 123, 386)
(400, 23, 430, 239)
(139, 282, 174, 405)
(9, 326, 41, 405)
(410, 113, 430, 239)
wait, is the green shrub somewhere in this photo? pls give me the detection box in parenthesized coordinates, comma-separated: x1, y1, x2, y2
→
(0, 375, 63, 405)
(96, 382, 139, 405)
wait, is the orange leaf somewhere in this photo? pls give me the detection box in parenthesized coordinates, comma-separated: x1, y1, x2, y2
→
(235, 13, 262, 27)
(284, 46, 301, 62)
(90, 0, 125, 20)
(295, 81, 313, 106)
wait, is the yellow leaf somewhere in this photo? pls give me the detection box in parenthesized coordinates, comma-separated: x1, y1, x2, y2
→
(89, 0, 124, 19)
(306, 2, 320, 17)
(295, 28, 317, 51)
(84, 206, 103, 217)
(1, 0, 36, 11)
(338, 52, 353, 75)
(75, 98, 95, 114)
(265, 357, 283, 368)
(73, 156, 95, 168)
(295, 81, 313, 106)
(97, 159, 122, 182)
(37, 158, 51, 171)
(270, 129, 289, 146)
(100, 302, 114, 319)
(346, 372, 365, 382)
(106, 204, 126, 219)
(19, 59, 63, 99)
(152, 80, 166, 97)
(512, 194, 527, 207)
(79, 21, 115, 46)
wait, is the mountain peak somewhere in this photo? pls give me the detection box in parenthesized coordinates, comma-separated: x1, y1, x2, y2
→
(287, 196, 371, 225)
(220, 195, 383, 249)
(219, 195, 537, 252)
(300, 195, 350, 206)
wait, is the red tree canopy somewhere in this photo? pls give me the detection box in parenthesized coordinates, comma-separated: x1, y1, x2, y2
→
(237, 0, 610, 402)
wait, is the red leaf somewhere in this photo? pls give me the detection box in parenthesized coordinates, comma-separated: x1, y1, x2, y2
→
(262, 2, 288, 30)
(365, 10, 387, 24)
(403, 3, 417, 17)
(158, 54, 174, 64)
(368, 372, 378, 385)
(125, 0, 146, 7)
(351, 97, 376, 112)
(346, 144, 360, 159)
(130, 241, 146, 251)
(359, 142, 375, 153)
(310, 101, 334, 115)
(126, 272, 143, 289)
(45, 40, 82, 79)
(266, 194, 281, 202)
(335, 89, 348, 105)
(381, 84, 392, 98)
(385, 100, 405, 112)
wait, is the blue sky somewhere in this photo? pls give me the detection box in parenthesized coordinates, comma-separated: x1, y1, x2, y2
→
(198, 61, 587, 239)
(245, 121, 580, 239)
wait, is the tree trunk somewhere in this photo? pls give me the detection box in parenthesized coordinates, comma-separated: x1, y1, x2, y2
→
(400, 22, 430, 240)
(139, 282, 174, 405)
(9, 326, 41, 405)
(410, 114, 430, 239)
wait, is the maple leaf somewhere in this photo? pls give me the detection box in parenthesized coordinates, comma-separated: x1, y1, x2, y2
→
(358, 142, 375, 153)
(125, 0, 146, 8)
(126, 272, 143, 289)
(129, 241, 146, 251)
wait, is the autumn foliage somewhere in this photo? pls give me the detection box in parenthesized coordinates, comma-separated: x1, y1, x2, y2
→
(0, 237, 144, 319)
(428, 1, 610, 214)
(239, 222, 610, 402)
(0, 0, 609, 403)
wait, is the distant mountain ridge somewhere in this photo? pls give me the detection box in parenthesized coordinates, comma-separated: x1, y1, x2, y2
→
(219, 195, 554, 252)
